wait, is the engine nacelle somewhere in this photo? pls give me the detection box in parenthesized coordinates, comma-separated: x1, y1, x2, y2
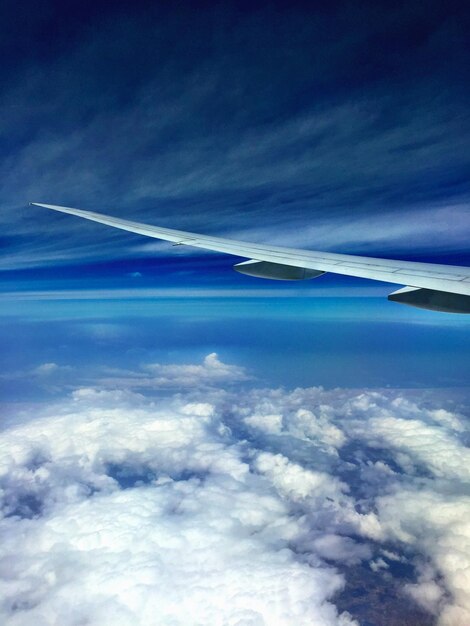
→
(234, 259, 325, 281)
(388, 286, 470, 314)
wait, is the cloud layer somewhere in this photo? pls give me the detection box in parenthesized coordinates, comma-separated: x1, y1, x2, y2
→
(1, 354, 469, 625)
(0, 389, 354, 626)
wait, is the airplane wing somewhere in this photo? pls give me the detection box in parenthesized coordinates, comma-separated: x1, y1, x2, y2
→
(31, 202, 470, 313)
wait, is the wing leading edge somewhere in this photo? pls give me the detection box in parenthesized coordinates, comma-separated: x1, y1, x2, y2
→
(31, 202, 470, 313)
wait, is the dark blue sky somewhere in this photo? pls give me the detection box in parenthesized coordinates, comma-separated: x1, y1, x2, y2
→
(2, 0, 470, 263)
(1, 0, 469, 390)
(1, 6, 470, 626)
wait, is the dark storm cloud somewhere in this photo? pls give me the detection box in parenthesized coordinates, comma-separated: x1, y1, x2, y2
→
(1, 1, 469, 271)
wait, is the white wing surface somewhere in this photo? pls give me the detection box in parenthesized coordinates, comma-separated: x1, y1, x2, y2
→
(31, 202, 470, 313)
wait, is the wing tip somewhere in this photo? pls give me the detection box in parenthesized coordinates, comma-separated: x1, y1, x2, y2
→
(30, 202, 60, 210)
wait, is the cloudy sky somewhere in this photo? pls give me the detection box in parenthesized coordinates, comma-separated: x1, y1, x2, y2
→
(1, 1, 469, 625)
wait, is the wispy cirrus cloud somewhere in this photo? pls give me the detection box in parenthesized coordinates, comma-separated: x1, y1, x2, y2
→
(1, 2, 469, 272)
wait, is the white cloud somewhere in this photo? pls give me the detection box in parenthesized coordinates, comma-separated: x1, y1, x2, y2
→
(33, 362, 59, 375)
(145, 352, 249, 386)
(369, 557, 389, 572)
(404, 566, 445, 616)
(377, 489, 470, 626)
(98, 353, 251, 391)
(365, 416, 470, 481)
(1, 357, 469, 625)
(0, 386, 355, 626)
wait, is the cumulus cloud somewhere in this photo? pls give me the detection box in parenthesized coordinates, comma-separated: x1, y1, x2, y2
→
(377, 489, 470, 626)
(0, 355, 469, 625)
(99, 352, 251, 390)
(0, 389, 355, 626)
(33, 362, 59, 376)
